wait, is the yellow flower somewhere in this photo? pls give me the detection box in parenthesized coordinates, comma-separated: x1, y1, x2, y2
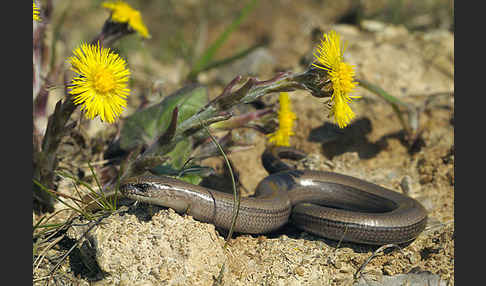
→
(33, 1, 40, 21)
(267, 92, 297, 147)
(68, 42, 131, 123)
(102, 1, 151, 39)
(313, 30, 359, 128)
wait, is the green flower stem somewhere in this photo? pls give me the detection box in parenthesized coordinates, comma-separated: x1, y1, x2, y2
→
(137, 72, 307, 162)
(357, 79, 419, 142)
(357, 79, 408, 107)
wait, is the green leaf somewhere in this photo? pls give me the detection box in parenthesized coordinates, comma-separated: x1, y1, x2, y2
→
(120, 84, 209, 151)
(177, 174, 203, 185)
(149, 137, 203, 185)
(156, 137, 193, 170)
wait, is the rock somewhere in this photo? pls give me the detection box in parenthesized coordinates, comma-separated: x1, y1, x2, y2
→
(361, 20, 386, 32)
(355, 271, 446, 286)
(78, 209, 227, 285)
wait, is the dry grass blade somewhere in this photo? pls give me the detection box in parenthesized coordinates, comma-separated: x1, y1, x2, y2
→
(212, 263, 226, 286)
(33, 235, 65, 273)
(33, 168, 123, 284)
(202, 122, 239, 286)
(354, 243, 402, 280)
(33, 209, 74, 238)
(55, 170, 116, 213)
(423, 219, 454, 234)
(33, 274, 63, 283)
(327, 225, 348, 267)
(33, 215, 77, 285)
(202, 122, 240, 249)
(45, 214, 108, 284)
(33, 178, 91, 219)
(87, 162, 119, 212)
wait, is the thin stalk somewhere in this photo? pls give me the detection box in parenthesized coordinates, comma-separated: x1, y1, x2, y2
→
(203, 123, 240, 249)
(33, 179, 91, 219)
(357, 78, 416, 136)
(203, 124, 237, 286)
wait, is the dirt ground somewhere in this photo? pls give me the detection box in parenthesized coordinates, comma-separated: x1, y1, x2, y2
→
(33, 1, 453, 285)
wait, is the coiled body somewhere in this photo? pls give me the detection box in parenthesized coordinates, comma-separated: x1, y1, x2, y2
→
(119, 147, 427, 245)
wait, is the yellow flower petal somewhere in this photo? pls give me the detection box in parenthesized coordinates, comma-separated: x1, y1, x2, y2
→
(312, 30, 359, 128)
(267, 92, 297, 146)
(331, 94, 355, 128)
(102, 1, 151, 38)
(68, 42, 131, 123)
(33, 1, 40, 21)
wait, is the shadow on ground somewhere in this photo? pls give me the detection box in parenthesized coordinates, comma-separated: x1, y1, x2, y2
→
(308, 117, 425, 159)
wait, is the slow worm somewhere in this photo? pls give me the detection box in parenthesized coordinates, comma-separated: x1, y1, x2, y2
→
(113, 147, 427, 245)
